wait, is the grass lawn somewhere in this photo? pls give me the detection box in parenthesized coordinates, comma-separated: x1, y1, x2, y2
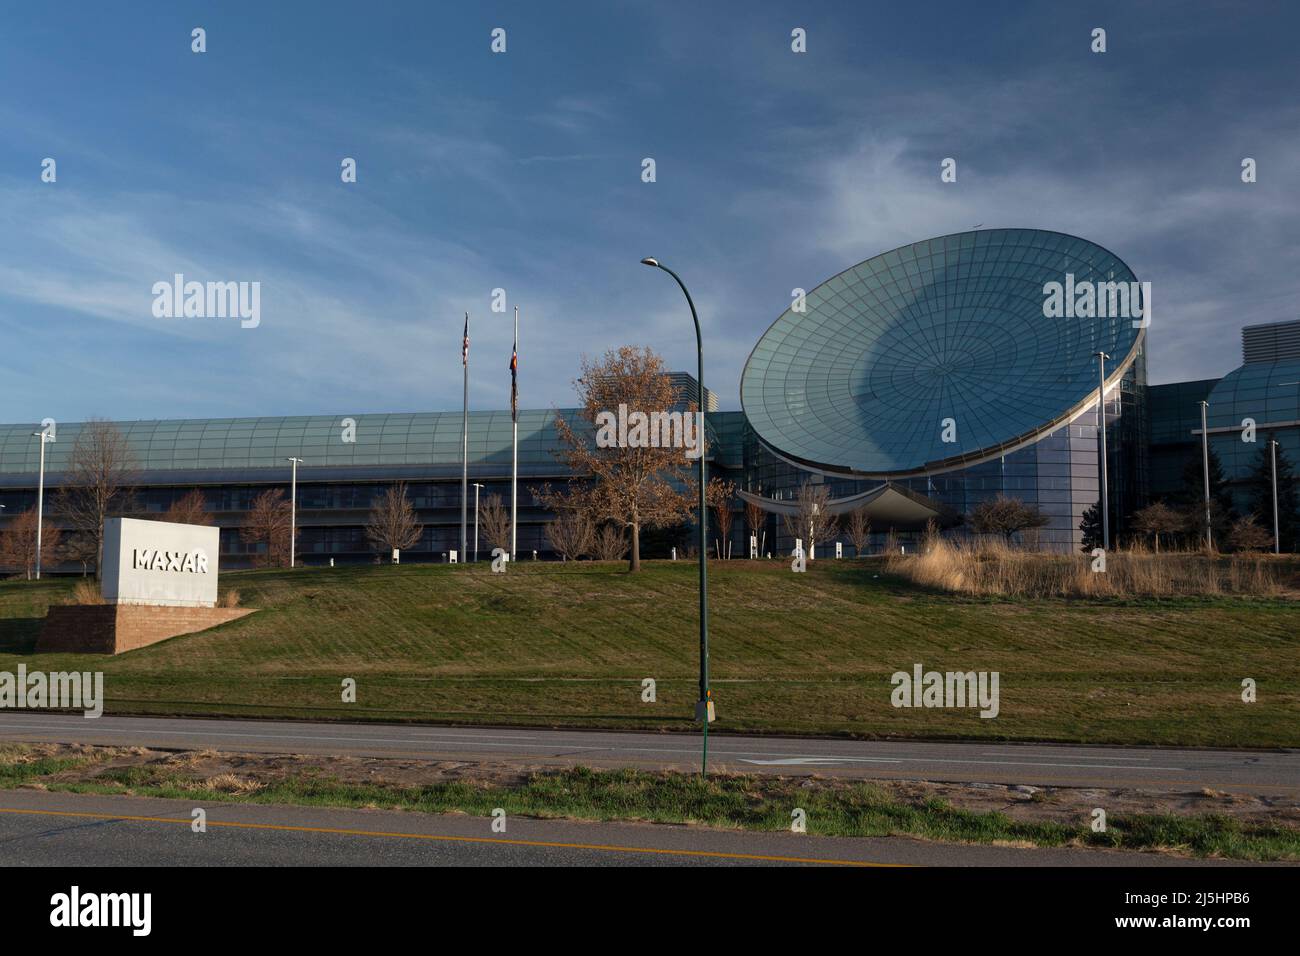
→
(0, 560, 1296, 747)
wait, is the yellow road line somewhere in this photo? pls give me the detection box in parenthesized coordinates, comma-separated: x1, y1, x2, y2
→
(0, 806, 902, 867)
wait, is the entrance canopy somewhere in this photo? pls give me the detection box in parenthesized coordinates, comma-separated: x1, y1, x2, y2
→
(736, 483, 952, 531)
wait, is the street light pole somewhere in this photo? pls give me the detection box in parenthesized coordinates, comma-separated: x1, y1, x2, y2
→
(461, 313, 470, 567)
(31, 430, 50, 580)
(1279, 382, 1300, 554)
(1270, 439, 1280, 555)
(287, 457, 303, 568)
(1199, 401, 1213, 551)
(641, 256, 711, 776)
(472, 482, 484, 562)
(1095, 352, 1110, 551)
(511, 305, 519, 562)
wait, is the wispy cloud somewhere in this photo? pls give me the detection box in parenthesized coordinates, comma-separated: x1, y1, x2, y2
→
(1, 1, 1296, 425)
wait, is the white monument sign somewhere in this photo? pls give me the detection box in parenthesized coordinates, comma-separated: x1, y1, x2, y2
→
(101, 517, 220, 608)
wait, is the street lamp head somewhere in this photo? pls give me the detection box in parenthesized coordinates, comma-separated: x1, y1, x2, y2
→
(640, 257, 659, 268)
(287, 457, 304, 464)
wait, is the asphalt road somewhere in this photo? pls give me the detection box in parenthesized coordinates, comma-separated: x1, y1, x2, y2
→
(0, 790, 1242, 866)
(1, 712, 1296, 793)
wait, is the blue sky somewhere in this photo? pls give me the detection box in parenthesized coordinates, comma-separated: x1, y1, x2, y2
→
(1, 0, 1297, 423)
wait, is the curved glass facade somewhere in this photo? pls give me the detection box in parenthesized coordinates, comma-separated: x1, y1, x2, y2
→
(741, 228, 1146, 478)
(740, 348, 1146, 554)
(738, 229, 1150, 552)
(1204, 358, 1300, 515)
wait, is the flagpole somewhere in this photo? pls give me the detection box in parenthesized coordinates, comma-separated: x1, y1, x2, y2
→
(511, 305, 519, 561)
(461, 311, 469, 564)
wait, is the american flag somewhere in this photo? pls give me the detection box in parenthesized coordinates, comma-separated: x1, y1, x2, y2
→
(509, 337, 518, 422)
(461, 313, 469, 367)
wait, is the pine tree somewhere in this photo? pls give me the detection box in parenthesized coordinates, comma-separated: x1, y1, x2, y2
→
(1079, 501, 1102, 553)
(1178, 446, 1234, 512)
(1178, 447, 1234, 546)
(1245, 437, 1299, 552)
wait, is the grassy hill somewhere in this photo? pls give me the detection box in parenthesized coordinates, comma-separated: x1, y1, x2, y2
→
(1, 560, 1296, 747)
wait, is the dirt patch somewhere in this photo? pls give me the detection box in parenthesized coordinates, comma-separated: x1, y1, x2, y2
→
(23, 743, 531, 790)
(886, 777, 1296, 828)
(9, 742, 1295, 830)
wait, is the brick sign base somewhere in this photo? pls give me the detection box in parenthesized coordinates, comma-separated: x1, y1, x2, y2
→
(36, 605, 255, 655)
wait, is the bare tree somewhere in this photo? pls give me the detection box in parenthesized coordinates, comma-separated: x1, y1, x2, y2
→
(1181, 499, 1230, 553)
(55, 419, 138, 576)
(240, 488, 297, 568)
(163, 488, 213, 525)
(1131, 501, 1181, 553)
(479, 493, 511, 553)
(0, 508, 60, 580)
(1019, 525, 1044, 550)
(542, 346, 695, 572)
(744, 497, 766, 557)
(846, 504, 871, 557)
(59, 530, 99, 577)
(546, 508, 594, 561)
(592, 523, 628, 562)
(1227, 515, 1273, 553)
(706, 477, 736, 559)
(781, 481, 839, 557)
(365, 482, 424, 557)
(968, 495, 1049, 544)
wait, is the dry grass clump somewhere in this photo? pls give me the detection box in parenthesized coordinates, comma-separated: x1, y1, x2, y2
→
(0, 745, 39, 767)
(887, 536, 1291, 599)
(63, 580, 105, 605)
(163, 749, 222, 770)
(219, 588, 241, 608)
(203, 773, 264, 794)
